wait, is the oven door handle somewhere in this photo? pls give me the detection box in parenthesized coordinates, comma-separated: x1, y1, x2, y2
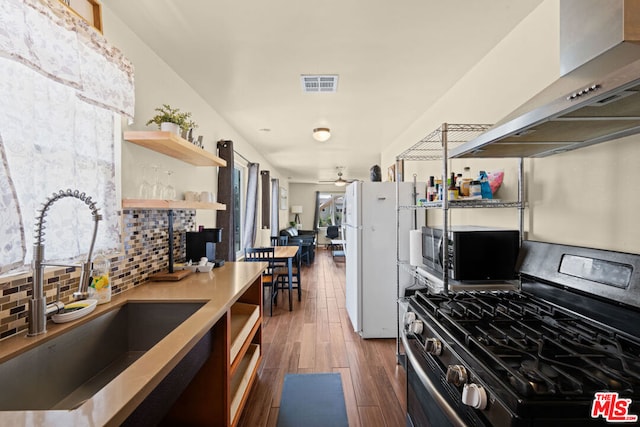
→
(402, 331, 468, 427)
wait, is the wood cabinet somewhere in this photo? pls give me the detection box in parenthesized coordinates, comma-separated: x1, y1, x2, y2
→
(123, 131, 226, 211)
(163, 274, 263, 426)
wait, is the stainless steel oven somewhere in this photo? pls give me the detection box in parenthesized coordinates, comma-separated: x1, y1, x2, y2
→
(404, 240, 640, 426)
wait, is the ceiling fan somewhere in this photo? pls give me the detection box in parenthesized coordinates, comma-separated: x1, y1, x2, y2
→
(319, 167, 355, 187)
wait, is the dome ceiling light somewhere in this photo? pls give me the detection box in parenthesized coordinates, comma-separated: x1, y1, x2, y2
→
(313, 127, 331, 142)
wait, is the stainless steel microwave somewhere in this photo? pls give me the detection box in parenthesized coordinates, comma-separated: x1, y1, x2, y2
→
(421, 225, 520, 281)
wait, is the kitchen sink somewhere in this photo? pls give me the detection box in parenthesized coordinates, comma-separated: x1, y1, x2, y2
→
(0, 301, 204, 411)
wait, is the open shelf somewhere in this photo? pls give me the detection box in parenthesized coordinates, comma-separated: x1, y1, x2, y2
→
(230, 303, 260, 366)
(230, 344, 260, 425)
(122, 198, 226, 211)
(124, 131, 226, 167)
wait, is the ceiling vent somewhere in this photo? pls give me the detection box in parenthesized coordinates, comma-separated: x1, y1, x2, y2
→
(301, 75, 339, 93)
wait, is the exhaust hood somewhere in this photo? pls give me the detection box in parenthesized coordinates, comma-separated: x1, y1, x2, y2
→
(451, 0, 640, 159)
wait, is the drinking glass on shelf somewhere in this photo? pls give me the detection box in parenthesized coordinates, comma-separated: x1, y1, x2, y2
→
(138, 164, 152, 199)
(162, 170, 176, 200)
(151, 164, 165, 199)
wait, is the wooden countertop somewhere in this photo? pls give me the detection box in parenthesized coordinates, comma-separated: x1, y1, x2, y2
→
(0, 261, 265, 427)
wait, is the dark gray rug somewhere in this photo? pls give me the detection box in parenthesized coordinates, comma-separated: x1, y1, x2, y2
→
(276, 373, 349, 427)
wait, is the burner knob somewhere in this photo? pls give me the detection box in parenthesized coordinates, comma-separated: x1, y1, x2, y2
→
(446, 365, 468, 387)
(408, 320, 423, 335)
(403, 311, 416, 326)
(462, 383, 488, 410)
(424, 338, 442, 355)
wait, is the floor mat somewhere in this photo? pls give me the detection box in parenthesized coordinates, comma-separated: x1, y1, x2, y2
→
(276, 373, 349, 427)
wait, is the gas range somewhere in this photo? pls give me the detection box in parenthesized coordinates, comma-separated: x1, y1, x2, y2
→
(403, 241, 640, 426)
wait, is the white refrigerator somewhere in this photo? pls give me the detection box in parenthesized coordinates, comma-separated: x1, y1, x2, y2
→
(344, 181, 424, 338)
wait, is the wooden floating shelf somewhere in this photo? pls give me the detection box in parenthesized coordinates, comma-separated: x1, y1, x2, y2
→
(124, 131, 226, 167)
(122, 199, 226, 211)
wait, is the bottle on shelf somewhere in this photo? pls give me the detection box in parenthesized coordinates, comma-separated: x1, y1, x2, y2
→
(447, 172, 458, 200)
(479, 170, 493, 199)
(460, 166, 472, 197)
(427, 176, 436, 201)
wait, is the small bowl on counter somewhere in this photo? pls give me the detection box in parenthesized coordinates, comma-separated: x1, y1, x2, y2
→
(52, 299, 98, 323)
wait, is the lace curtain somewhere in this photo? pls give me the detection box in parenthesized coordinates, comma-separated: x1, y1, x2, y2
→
(0, 0, 135, 273)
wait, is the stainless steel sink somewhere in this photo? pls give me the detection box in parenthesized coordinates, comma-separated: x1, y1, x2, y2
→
(0, 302, 204, 411)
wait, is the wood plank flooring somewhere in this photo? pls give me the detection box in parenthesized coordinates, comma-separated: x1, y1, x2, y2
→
(238, 247, 407, 427)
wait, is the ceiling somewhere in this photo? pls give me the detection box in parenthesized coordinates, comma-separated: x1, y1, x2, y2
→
(104, 0, 543, 183)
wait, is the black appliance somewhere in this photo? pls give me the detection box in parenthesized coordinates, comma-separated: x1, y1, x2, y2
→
(404, 240, 640, 426)
(186, 228, 223, 266)
(422, 225, 520, 281)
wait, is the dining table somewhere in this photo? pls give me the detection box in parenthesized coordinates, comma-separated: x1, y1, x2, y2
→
(271, 245, 300, 311)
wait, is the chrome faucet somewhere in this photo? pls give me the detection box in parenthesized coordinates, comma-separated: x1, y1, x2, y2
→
(29, 189, 102, 336)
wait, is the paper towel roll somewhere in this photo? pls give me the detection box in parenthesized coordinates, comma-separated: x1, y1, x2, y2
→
(409, 229, 423, 266)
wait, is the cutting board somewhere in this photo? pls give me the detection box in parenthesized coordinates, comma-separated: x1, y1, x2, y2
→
(149, 269, 192, 281)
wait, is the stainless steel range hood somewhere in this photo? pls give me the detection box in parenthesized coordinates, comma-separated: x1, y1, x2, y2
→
(451, 0, 640, 159)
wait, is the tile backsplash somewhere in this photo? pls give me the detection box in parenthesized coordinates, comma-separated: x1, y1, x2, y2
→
(0, 209, 196, 340)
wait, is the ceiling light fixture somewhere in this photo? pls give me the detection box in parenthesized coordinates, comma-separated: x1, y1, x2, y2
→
(313, 127, 331, 142)
(334, 171, 347, 186)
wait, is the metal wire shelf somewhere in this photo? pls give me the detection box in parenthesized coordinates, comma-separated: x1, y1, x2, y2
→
(396, 123, 492, 161)
(398, 200, 524, 210)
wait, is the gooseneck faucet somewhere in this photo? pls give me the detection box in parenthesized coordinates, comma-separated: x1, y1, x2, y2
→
(29, 189, 102, 336)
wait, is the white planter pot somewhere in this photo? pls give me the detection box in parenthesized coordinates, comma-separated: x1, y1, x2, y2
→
(160, 122, 181, 135)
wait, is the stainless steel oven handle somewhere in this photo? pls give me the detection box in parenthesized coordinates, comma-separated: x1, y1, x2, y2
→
(402, 331, 468, 427)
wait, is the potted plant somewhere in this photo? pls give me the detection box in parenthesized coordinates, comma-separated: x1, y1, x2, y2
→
(146, 104, 198, 136)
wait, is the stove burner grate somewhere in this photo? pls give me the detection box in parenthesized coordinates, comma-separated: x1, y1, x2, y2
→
(415, 290, 640, 399)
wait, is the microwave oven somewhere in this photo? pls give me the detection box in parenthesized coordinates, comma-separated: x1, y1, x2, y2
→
(421, 225, 520, 281)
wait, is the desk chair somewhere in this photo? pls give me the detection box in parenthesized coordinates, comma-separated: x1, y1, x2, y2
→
(326, 225, 340, 240)
(326, 225, 340, 251)
(244, 247, 279, 316)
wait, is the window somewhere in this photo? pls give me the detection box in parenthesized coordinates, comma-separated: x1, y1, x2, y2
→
(316, 192, 344, 227)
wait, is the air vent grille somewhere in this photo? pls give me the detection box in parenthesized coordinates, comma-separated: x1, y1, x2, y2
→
(301, 75, 339, 93)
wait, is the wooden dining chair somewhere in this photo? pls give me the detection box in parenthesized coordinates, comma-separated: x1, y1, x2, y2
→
(275, 240, 302, 304)
(244, 247, 279, 316)
(270, 235, 289, 246)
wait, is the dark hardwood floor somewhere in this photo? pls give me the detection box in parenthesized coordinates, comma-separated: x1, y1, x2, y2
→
(238, 247, 407, 427)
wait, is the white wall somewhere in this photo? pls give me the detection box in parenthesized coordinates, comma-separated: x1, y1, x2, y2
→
(383, 0, 640, 253)
(102, 6, 288, 234)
